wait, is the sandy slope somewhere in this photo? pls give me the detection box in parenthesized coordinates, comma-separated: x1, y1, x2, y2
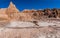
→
(0, 26, 60, 38)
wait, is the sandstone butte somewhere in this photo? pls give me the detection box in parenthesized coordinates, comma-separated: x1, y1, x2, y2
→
(0, 2, 36, 22)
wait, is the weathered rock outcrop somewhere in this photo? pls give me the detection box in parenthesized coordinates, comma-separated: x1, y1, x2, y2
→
(0, 2, 60, 22)
(0, 8, 9, 21)
(22, 9, 36, 13)
(6, 2, 20, 19)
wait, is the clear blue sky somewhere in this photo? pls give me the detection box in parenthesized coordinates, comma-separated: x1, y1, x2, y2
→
(0, 0, 60, 11)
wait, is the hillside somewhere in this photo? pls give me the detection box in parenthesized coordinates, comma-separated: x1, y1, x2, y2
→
(0, 1, 60, 38)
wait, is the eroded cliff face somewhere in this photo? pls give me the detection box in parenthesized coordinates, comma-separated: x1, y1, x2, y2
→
(0, 8, 9, 20)
(0, 2, 60, 22)
(0, 2, 37, 21)
(6, 2, 20, 19)
(7, 2, 20, 13)
(0, 2, 60, 27)
(0, 2, 45, 22)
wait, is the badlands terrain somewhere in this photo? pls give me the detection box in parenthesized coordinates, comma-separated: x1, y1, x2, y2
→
(0, 2, 60, 38)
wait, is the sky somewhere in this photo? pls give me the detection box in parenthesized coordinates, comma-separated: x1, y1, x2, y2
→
(0, 0, 60, 11)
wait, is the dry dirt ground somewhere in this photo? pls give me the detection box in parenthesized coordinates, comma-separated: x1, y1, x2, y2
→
(0, 18, 60, 38)
(0, 26, 60, 38)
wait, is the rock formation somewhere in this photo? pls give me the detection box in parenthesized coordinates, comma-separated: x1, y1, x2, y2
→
(0, 8, 9, 21)
(6, 2, 20, 19)
(22, 9, 37, 13)
(0, 1, 60, 38)
(5, 2, 34, 21)
(0, 1, 60, 22)
(7, 2, 20, 13)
